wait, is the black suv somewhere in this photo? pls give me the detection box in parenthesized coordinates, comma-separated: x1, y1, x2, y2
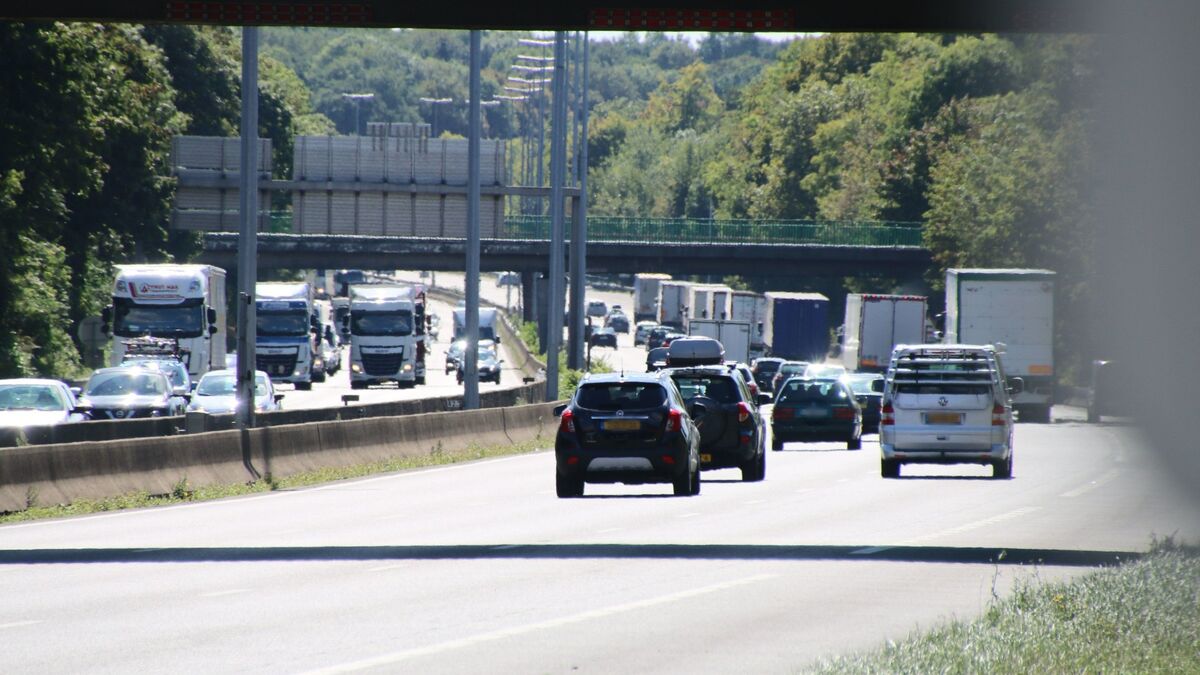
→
(751, 357, 785, 394)
(554, 372, 701, 498)
(665, 365, 768, 481)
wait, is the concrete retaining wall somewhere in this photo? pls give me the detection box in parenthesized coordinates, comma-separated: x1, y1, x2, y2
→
(0, 401, 560, 514)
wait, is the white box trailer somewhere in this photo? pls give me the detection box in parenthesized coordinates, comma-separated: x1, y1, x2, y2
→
(841, 294, 928, 373)
(633, 273, 671, 323)
(688, 319, 752, 365)
(658, 280, 692, 330)
(730, 291, 767, 351)
(945, 268, 1056, 422)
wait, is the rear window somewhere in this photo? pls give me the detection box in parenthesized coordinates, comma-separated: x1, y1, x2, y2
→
(777, 380, 848, 403)
(670, 375, 740, 403)
(895, 383, 991, 396)
(577, 383, 667, 411)
(754, 361, 782, 374)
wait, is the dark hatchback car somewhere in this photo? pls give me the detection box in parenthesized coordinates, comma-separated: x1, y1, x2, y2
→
(751, 357, 785, 394)
(841, 373, 884, 433)
(554, 372, 701, 498)
(646, 326, 673, 350)
(665, 366, 769, 481)
(770, 377, 862, 451)
(589, 326, 619, 349)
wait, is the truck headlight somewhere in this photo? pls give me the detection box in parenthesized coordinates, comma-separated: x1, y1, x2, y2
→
(402, 363, 413, 372)
(314, 357, 324, 368)
(351, 362, 362, 373)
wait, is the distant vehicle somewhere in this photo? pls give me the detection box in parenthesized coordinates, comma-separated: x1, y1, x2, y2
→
(605, 312, 630, 334)
(0, 379, 90, 427)
(762, 292, 830, 363)
(771, 361, 810, 393)
(445, 339, 467, 374)
(645, 347, 670, 372)
(841, 372, 885, 433)
(255, 282, 319, 390)
(187, 369, 283, 414)
(453, 307, 500, 343)
(456, 344, 503, 385)
(727, 361, 760, 401)
(633, 273, 672, 322)
(944, 268, 1056, 423)
(586, 300, 608, 318)
(751, 357, 785, 394)
(553, 372, 701, 498)
(731, 291, 768, 356)
(349, 284, 428, 389)
(688, 319, 751, 365)
(665, 365, 767, 481)
(803, 363, 847, 379)
(879, 344, 1017, 479)
(840, 294, 928, 373)
(496, 271, 520, 287)
(77, 366, 185, 419)
(634, 321, 661, 346)
(646, 326, 672, 350)
(771, 377, 862, 451)
(125, 358, 193, 400)
(662, 332, 688, 348)
(589, 326, 618, 349)
(657, 280, 692, 330)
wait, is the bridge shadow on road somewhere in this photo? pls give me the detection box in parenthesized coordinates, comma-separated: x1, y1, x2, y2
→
(0, 543, 1137, 567)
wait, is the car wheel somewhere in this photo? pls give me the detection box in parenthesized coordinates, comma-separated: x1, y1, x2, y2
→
(556, 473, 584, 498)
(992, 455, 1013, 479)
(771, 437, 783, 451)
(691, 464, 701, 495)
(741, 450, 766, 482)
(881, 459, 900, 478)
(847, 436, 862, 451)
(673, 466, 694, 497)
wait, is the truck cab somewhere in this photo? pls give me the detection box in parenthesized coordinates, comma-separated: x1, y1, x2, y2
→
(348, 284, 425, 389)
(255, 282, 319, 390)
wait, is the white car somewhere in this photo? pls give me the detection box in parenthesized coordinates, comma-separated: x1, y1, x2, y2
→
(0, 379, 90, 428)
(878, 344, 1017, 479)
(188, 369, 283, 414)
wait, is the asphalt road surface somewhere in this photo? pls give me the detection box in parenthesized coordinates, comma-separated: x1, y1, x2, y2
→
(2, 415, 1196, 673)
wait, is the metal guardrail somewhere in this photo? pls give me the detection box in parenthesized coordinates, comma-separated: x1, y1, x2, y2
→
(261, 212, 926, 247)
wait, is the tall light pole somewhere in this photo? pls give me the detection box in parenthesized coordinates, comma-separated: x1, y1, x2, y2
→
(341, 92, 374, 135)
(418, 96, 452, 137)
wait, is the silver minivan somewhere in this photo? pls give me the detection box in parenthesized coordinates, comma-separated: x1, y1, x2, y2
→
(878, 344, 1019, 479)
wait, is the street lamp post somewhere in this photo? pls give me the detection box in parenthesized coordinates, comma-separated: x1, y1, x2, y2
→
(341, 92, 374, 135)
(418, 96, 452, 137)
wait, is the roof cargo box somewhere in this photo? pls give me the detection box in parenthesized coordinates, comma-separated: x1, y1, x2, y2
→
(667, 337, 725, 367)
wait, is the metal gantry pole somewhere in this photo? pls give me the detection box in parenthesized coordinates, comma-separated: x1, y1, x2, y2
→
(464, 31, 482, 410)
(236, 27, 259, 429)
(569, 33, 590, 371)
(546, 32, 568, 401)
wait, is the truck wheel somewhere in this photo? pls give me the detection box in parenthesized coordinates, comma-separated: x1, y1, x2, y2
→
(771, 438, 783, 451)
(881, 459, 900, 478)
(416, 375, 426, 385)
(1087, 406, 1099, 423)
(295, 381, 312, 391)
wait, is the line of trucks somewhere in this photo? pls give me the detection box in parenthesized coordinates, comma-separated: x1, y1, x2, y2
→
(635, 268, 1056, 421)
(102, 264, 432, 391)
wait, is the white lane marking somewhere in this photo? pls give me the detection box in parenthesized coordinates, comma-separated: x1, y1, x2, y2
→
(0, 453, 546, 531)
(1061, 470, 1121, 498)
(491, 544, 522, 550)
(595, 527, 622, 534)
(850, 546, 893, 555)
(0, 620, 43, 630)
(302, 574, 777, 674)
(901, 507, 1041, 546)
(199, 589, 250, 598)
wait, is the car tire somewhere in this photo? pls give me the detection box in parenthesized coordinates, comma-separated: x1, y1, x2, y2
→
(992, 455, 1013, 479)
(881, 458, 900, 478)
(295, 381, 312, 391)
(556, 473, 584, 498)
(847, 436, 862, 451)
(741, 450, 766, 482)
(674, 466, 695, 497)
(691, 465, 701, 495)
(771, 437, 783, 451)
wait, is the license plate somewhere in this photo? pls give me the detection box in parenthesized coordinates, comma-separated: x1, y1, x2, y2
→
(926, 412, 962, 425)
(700, 453, 712, 463)
(800, 407, 828, 418)
(603, 419, 640, 432)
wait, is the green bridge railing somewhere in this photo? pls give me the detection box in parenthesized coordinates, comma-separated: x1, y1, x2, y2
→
(503, 216, 924, 247)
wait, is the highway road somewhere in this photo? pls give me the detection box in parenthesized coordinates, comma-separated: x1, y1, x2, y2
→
(2, 415, 1196, 673)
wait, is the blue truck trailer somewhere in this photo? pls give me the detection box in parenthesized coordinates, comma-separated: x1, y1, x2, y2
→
(763, 292, 831, 362)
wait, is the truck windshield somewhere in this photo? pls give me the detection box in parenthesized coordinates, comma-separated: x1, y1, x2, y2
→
(351, 310, 413, 336)
(112, 298, 204, 338)
(257, 311, 310, 337)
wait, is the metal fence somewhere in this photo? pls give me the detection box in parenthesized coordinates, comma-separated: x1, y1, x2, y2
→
(501, 216, 925, 246)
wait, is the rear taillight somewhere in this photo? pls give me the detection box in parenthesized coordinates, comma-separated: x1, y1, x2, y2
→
(881, 402, 895, 426)
(665, 409, 682, 433)
(737, 402, 752, 423)
(560, 409, 576, 434)
(773, 406, 794, 420)
(832, 406, 855, 420)
(992, 402, 1007, 426)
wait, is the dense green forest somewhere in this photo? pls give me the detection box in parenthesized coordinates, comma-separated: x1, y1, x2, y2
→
(0, 25, 1095, 381)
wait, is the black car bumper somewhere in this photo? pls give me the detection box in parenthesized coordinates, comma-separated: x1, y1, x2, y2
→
(555, 438, 691, 485)
(772, 419, 859, 443)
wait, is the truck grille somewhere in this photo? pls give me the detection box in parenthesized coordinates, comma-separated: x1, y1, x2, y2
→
(257, 353, 297, 377)
(362, 351, 403, 376)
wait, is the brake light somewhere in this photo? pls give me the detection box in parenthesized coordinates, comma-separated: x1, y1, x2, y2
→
(737, 402, 752, 423)
(832, 406, 855, 420)
(773, 406, 794, 420)
(881, 402, 895, 426)
(665, 409, 682, 433)
(560, 409, 576, 434)
(992, 402, 1007, 426)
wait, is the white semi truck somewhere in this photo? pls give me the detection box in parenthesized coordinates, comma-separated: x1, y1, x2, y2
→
(730, 290, 768, 357)
(348, 284, 427, 389)
(840, 293, 928, 373)
(105, 264, 226, 378)
(633, 273, 672, 323)
(945, 268, 1057, 422)
(255, 282, 319, 389)
(688, 319, 752, 365)
(657, 280, 693, 331)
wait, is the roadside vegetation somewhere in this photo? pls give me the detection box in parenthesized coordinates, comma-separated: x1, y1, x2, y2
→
(0, 436, 547, 524)
(812, 538, 1200, 674)
(515, 319, 612, 397)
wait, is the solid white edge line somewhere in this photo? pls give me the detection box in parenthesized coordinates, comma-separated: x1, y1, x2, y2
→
(302, 573, 778, 674)
(199, 589, 250, 598)
(0, 620, 44, 630)
(0, 452, 549, 531)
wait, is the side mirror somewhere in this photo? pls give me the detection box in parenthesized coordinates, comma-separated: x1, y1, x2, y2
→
(552, 404, 566, 417)
(180, 393, 192, 403)
(70, 386, 83, 398)
(207, 307, 218, 324)
(494, 335, 501, 344)
(1007, 377, 1025, 395)
(757, 393, 772, 406)
(275, 394, 286, 403)
(871, 379, 885, 393)
(101, 306, 113, 335)
(209, 325, 218, 335)
(72, 402, 92, 414)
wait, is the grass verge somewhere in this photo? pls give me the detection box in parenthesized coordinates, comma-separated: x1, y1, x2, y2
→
(0, 437, 548, 525)
(811, 537, 1200, 674)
